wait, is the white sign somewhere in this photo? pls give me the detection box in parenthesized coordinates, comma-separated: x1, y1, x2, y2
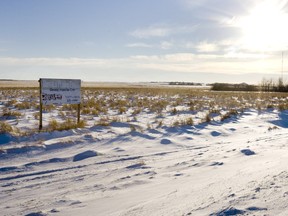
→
(40, 78, 81, 105)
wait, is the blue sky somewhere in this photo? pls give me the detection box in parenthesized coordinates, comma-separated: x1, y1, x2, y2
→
(1, 0, 288, 84)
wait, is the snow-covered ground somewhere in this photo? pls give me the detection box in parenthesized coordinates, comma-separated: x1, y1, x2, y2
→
(1, 87, 288, 216)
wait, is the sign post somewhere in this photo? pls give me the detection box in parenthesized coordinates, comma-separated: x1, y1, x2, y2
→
(39, 78, 81, 130)
(77, 103, 81, 124)
(39, 79, 43, 130)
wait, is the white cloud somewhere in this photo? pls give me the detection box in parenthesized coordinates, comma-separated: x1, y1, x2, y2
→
(130, 26, 171, 38)
(126, 43, 152, 48)
(130, 55, 160, 61)
(224, 52, 270, 59)
(0, 57, 107, 66)
(0, 52, 280, 80)
(163, 53, 196, 62)
(183, 40, 233, 53)
(129, 24, 197, 39)
(126, 41, 174, 50)
(129, 52, 277, 75)
(160, 41, 173, 50)
(195, 41, 219, 53)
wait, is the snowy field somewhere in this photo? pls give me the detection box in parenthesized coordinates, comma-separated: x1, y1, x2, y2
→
(1, 84, 288, 215)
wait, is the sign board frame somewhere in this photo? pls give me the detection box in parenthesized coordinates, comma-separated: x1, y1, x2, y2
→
(39, 78, 81, 130)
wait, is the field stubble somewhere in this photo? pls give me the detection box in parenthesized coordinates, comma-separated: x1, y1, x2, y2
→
(1, 85, 288, 135)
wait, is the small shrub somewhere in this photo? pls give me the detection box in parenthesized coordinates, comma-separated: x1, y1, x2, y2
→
(59, 111, 66, 119)
(2, 110, 22, 119)
(147, 123, 152, 130)
(43, 104, 56, 112)
(203, 113, 211, 123)
(171, 107, 178, 115)
(61, 104, 78, 111)
(91, 109, 99, 116)
(111, 116, 121, 122)
(266, 104, 274, 109)
(172, 120, 180, 127)
(184, 117, 194, 126)
(209, 108, 221, 115)
(33, 112, 40, 120)
(156, 120, 163, 128)
(96, 117, 110, 127)
(268, 126, 278, 131)
(0, 121, 14, 134)
(77, 119, 87, 128)
(257, 104, 262, 112)
(130, 124, 137, 132)
(131, 116, 137, 122)
(6, 99, 17, 107)
(15, 101, 32, 110)
(132, 108, 142, 115)
(81, 108, 91, 115)
(48, 119, 59, 131)
(61, 118, 76, 130)
(189, 105, 195, 111)
(171, 117, 194, 127)
(221, 110, 238, 121)
(150, 100, 168, 114)
(188, 101, 196, 111)
(278, 103, 288, 111)
(119, 107, 127, 114)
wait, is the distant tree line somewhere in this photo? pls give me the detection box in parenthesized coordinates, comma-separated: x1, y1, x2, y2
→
(260, 78, 288, 92)
(211, 78, 288, 92)
(169, 82, 203, 86)
(0, 79, 14, 81)
(210, 83, 258, 91)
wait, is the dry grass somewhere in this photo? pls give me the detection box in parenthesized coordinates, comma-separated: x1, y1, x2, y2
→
(1, 84, 288, 134)
(0, 121, 14, 134)
(2, 108, 22, 119)
(48, 118, 87, 131)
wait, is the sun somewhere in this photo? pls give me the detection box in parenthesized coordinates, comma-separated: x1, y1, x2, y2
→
(239, 1, 288, 51)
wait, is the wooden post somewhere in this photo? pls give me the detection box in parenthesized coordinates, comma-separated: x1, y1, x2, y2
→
(39, 79, 43, 130)
(77, 103, 81, 124)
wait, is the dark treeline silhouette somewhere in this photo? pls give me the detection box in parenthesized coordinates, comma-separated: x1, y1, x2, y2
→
(169, 82, 203, 86)
(211, 83, 258, 91)
(211, 78, 288, 92)
(260, 78, 288, 92)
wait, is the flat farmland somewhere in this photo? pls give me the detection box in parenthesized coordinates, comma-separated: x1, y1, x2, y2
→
(1, 83, 288, 216)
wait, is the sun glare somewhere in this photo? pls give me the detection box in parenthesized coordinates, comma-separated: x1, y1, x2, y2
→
(239, 1, 288, 51)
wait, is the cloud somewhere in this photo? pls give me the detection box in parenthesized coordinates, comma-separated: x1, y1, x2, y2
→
(130, 26, 171, 38)
(126, 41, 173, 50)
(126, 43, 152, 48)
(0, 57, 107, 66)
(129, 24, 197, 39)
(0, 52, 279, 80)
(160, 41, 173, 50)
(195, 41, 219, 53)
(183, 40, 235, 54)
(130, 52, 275, 75)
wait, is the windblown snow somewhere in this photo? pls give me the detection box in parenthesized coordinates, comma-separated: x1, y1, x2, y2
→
(1, 87, 288, 215)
